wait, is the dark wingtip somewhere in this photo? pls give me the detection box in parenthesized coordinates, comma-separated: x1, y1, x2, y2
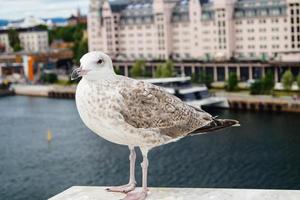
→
(218, 119, 240, 127)
(189, 118, 240, 135)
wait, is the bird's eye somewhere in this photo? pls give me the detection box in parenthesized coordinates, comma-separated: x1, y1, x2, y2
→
(97, 58, 104, 64)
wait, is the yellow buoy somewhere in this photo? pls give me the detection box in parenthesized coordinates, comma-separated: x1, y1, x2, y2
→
(47, 129, 52, 142)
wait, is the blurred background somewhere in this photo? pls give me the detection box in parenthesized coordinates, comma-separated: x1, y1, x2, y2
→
(1, 0, 300, 199)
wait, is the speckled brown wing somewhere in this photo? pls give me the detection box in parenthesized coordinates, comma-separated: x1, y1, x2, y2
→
(118, 80, 213, 138)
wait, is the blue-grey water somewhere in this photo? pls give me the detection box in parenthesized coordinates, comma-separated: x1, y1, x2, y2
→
(0, 96, 300, 200)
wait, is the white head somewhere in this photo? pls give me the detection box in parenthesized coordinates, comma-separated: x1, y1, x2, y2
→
(71, 51, 115, 81)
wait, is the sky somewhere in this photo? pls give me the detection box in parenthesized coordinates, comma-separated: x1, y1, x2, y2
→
(0, 0, 89, 20)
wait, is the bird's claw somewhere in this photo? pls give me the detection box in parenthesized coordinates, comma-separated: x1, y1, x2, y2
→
(106, 182, 136, 193)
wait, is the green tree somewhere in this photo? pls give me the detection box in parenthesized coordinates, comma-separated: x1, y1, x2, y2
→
(226, 72, 238, 91)
(40, 73, 58, 84)
(130, 60, 145, 77)
(155, 64, 163, 77)
(297, 73, 300, 90)
(114, 66, 121, 75)
(74, 26, 84, 41)
(282, 70, 294, 90)
(49, 23, 86, 46)
(161, 60, 174, 77)
(35, 24, 48, 31)
(250, 80, 263, 95)
(191, 73, 199, 83)
(155, 60, 174, 78)
(249, 71, 275, 95)
(48, 23, 88, 63)
(73, 39, 88, 64)
(199, 73, 213, 88)
(262, 70, 275, 94)
(8, 29, 22, 52)
(49, 23, 87, 43)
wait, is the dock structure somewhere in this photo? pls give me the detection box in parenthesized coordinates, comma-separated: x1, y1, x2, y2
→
(48, 86, 75, 99)
(49, 186, 300, 200)
(11, 84, 300, 113)
(0, 89, 14, 97)
(13, 85, 76, 99)
(216, 92, 300, 113)
(228, 99, 288, 112)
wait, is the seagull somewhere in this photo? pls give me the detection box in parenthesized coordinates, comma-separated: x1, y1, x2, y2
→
(71, 51, 239, 200)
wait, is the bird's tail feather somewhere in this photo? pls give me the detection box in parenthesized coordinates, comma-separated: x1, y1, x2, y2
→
(189, 118, 240, 136)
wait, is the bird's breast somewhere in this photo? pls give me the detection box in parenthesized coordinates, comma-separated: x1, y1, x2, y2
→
(75, 80, 128, 145)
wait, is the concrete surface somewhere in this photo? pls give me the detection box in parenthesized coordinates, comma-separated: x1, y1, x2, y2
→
(49, 186, 300, 200)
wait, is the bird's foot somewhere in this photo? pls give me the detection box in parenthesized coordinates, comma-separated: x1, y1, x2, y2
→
(122, 188, 148, 200)
(106, 182, 136, 193)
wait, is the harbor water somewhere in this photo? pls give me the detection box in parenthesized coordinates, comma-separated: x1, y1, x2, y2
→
(0, 96, 300, 200)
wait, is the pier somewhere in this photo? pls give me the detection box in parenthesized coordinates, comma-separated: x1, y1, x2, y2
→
(12, 85, 76, 99)
(49, 186, 300, 200)
(11, 84, 300, 113)
(48, 86, 75, 99)
(216, 92, 300, 113)
(0, 89, 14, 97)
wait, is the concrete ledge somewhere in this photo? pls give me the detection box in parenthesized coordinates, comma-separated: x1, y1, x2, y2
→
(49, 186, 300, 200)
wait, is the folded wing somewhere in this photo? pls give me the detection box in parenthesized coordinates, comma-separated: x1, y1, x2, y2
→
(118, 80, 214, 138)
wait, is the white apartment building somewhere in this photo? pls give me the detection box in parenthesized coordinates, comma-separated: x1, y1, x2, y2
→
(88, 0, 300, 61)
(0, 28, 49, 53)
(19, 30, 49, 52)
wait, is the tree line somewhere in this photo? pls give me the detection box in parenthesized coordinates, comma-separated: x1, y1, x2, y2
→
(127, 60, 213, 88)
(127, 60, 300, 94)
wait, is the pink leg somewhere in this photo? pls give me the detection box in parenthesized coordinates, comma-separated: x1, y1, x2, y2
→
(106, 146, 136, 193)
(123, 147, 149, 200)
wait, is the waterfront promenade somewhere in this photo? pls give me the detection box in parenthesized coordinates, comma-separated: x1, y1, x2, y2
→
(216, 92, 300, 113)
(50, 186, 300, 200)
(12, 84, 76, 98)
(11, 84, 300, 113)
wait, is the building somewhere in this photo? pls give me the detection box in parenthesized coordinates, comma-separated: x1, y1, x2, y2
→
(68, 8, 87, 26)
(19, 29, 49, 52)
(88, 0, 300, 61)
(0, 32, 12, 53)
(0, 49, 74, 82)
(0, 27, 49, 53)
(50, 39, 73, 49)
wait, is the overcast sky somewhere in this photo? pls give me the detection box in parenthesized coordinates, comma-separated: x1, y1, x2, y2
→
(0, 0, 89, 20)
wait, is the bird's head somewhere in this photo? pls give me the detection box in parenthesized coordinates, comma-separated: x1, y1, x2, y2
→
(71, 51, 115, 81)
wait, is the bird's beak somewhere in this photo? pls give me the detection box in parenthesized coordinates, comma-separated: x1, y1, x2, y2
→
(70, 66, 90, 80)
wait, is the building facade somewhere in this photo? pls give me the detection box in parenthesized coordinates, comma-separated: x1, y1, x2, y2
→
(88, 0, 300, 61)
(19, 30, 49, 52)
(0, 32, 12, 53)
(0, 28, 49, 53)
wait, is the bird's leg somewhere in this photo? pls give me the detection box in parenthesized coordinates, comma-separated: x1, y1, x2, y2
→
(106, 146, 136, 193)
(123, 147, 148, 200)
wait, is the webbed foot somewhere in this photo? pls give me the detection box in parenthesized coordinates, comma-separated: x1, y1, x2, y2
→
(122, 188, 147, 200)
(106, 182, 136, 193)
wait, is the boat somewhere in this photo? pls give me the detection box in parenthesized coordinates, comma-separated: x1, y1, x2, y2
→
(142, 77, 229, 108)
